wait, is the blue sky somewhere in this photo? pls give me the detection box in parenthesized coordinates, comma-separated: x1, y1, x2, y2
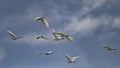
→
(0, 0, 120, 68)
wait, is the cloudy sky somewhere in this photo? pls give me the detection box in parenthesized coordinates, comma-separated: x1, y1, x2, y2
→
(0, 0, 120, 68)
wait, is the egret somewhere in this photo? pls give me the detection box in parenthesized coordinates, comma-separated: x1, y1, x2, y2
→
(35, 35, 50, 40)
(37, 51, 55, 55)
(7, 30, 22, 40)
(65, 53, 79, 63)
(51, 29, 74, 42)
(51, 29, 65, 41)
(34, 17, 49, 28)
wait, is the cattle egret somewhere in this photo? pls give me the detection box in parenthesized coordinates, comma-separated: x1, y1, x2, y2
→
(35, 35, 50, 40)
(51, 29, 65, 41)
(51, 29, 74, 42)
(7, 30, 22, 40)
(101, 44, 117, 51)
(34, 17, 49, 28)
(65, 53, 79, 63)
(37, 51, 55, 55)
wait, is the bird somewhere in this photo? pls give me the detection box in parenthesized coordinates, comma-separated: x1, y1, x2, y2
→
(65, 53, 79, 63)
(101, 44, 117, 51)
(7, 30, 22, 40)
(51, 29, 74, 42)
(51, 29, 65, 41)
(34, 17, 49, 28)
(37, 51, 55, 56)
(35, 35, 50, 40)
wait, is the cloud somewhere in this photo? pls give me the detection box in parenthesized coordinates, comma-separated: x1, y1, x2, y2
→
(64, 14, 120, 37)
(64, 16, 101, 36)
(75, 0, 107, 17)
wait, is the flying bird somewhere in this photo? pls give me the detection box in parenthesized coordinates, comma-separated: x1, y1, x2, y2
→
(7, 30, 22, 40)
(51, 29, 74, 42)
(34, 17, 49, 28)
(51, 29, 65, 41)
(37, 51, 55, 55)
(65, 53, 79, 63)
(101, 44, 117, 51)
(35, 35, 50, 40)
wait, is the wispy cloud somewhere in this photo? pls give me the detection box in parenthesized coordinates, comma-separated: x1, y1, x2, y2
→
(64, 15, 120, 37)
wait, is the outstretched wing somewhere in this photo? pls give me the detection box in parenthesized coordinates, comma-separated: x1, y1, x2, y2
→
(65, 53, 73, 62)
(7, 30, 17, 39)
(65, 35, 74, 42)
(40, 17, 49, 28)
(72, 56, 79, 60)
(34, 17, 41, 21)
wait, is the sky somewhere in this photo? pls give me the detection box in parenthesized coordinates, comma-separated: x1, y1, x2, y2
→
(0, 0, 120, 68)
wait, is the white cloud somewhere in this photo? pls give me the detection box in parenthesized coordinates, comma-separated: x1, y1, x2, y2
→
(64, 15, 120, 37)
(65, 16, 101, 36)
(75, 0, 107, 17)
(112, 17, 120, 28)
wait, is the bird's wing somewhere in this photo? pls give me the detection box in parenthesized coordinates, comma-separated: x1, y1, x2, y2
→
(72, 56, 79, 60)
(51, 29, 56, 33)
(102, 45, 112, 49)
(34, 17, 41, 21)
(40, 17, 49, 28)
(7, 30, 17, 39)
(65, 54, 73, 62)
(65, 35, 74, 42)
(54, 32, 66, 37)
(42, 36, 50, 39)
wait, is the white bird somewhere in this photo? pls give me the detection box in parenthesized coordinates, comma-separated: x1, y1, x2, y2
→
(7, 30, 22, 40)
(51, 29, 65, 41)
(35, 35, 50, 40)
(101, 44, 117, 51)
(37, 51, 55, 55)
(65, 53, 79, 63)
(34, 17, 49, 28)
(51, 29, 74, 42)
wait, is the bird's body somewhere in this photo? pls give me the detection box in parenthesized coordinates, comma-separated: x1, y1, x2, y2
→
(101, 44, 117, 51)
(37, 51, 55, 56)
(34, 17, 49, 28)
(52, 29, 65, 41)
(65, 53, 79, 63)
(7, 30, 22, 40)
(35, 35, 50, 40)
(44, 51, 55, 55)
